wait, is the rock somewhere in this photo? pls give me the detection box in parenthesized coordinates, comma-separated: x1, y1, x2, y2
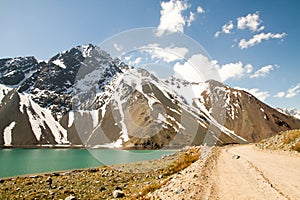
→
(232, 154, 241, 159)
(51, 173, 60, 176)
(65, 195, 76, 200)
(0, 179, 4, 184)
(46, 177, 52, 186)
(99, 186, 106, 192)
(88, 168, 98, 173)
(115, 186, 122, 191)
(176, 187, 185, 194)
(113, 189, 125, 198)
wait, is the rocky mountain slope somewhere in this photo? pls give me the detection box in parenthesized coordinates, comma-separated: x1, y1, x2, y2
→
(1, 44, 300, 148)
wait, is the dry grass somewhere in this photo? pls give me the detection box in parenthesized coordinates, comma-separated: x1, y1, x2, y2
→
(133, 147, 200, 198)
(164, 147, 200, 175)
(283, 130, 300, 152)
(283, 130, 300, 144)
(138, 177, 171, 197)
(257, 129, 300, 153)
(292, 141, 300, 152)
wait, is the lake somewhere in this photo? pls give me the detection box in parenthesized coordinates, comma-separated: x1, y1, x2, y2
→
(0, 148, 176, 178)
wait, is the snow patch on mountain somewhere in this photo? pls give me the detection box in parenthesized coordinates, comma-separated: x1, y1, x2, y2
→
(164, 76, 208, 105)
(0, 84, 12, 102)
(18, 93, 68, 143)
(68, 111, 75, 127)
(3, 121, 16, 146)
(77, 44, 93, 57)
(52, 59, 67, 69)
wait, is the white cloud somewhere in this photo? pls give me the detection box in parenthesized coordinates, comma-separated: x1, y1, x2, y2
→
(141, 43, 189, 63)
(214, 31, 221, 38)
(250, 65, 274, 78)
(245, 64, 253, 73)
(237, 12, 264, 32)
(124, 56, 131, 62)
(222, 20, 234, 34)
(239, 32, 286, 49)
(215, 21, 234, 38)
(131, 57, 142, 66)
(274, 83, 300, 98)
(215, 62, 253, 81)
(286, 84, 300, 98)
(123, 55, 142, 66)
(187, 11, 196, 26)
(113, 42, 123, 51)
(235, 87, 269, 101)
(174, 54, 214, 82)
(156, 0, 190, 36)
(197, 6, 205, 14)
(274, 91, 285, 98)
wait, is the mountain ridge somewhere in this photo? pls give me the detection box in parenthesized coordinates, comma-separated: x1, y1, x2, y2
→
(1, 44, 300, 148)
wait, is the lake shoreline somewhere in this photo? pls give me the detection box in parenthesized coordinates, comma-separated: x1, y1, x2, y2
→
(0, 145, 184, 150)
(0, 148, 179, 179)
(0, 146, 201, 199)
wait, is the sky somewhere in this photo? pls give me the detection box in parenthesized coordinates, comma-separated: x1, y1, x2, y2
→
(0, 0, 300, 109)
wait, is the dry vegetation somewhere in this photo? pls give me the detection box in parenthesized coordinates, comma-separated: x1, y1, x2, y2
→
(0, 147, 200, 200)
(257, 129, 300, 152)
(135, 147, 200, 198)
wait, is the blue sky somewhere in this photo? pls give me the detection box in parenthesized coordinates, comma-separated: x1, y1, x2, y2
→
(0, 0, 299, 109)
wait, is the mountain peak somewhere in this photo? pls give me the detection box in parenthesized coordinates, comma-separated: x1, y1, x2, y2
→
(1, 44, 300, 148)
(205, 79, 226, 88)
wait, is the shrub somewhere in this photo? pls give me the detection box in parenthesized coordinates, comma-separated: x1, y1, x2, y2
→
(165, 148, 200, 175)
(292, 141, 300, 152)
(283, 130, 300, 144)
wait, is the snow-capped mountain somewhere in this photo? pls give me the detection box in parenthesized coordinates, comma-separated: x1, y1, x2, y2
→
(198, 80, 300, 142)
(1, 44, 300, 148)
(276, 108, 300, 120)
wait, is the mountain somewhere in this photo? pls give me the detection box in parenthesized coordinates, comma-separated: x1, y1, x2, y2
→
(1, 44, 300, 148)
(198, 80, 300, 142)
(276, 108, 300, 120)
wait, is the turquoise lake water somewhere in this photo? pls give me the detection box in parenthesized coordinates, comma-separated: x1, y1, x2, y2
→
(0, 148, 176, 178)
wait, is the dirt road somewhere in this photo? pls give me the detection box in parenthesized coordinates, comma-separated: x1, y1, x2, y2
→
(149, 145, 300, 199)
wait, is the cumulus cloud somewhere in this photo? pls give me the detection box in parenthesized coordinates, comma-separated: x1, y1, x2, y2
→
(235, 87, 269, 101)
(239, 32, 286, 49)
(187, 11, 196, 26)
(222, 21, 234, 34)
(215, 62, 253, 81)
(156, 0, 190, 36)
(215, 20, 234, 38)
(274, 92, 285, 98)
(237, 12, 264, 32)
(215, 12, 287, 49)
(250, 65, 275, 78)
(141, 43, 189, 63)
(174, 54, 214, 82)
(197, 6, 205, 14)
(275, 83, 300, 98)
(245, 64, 254, 73)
